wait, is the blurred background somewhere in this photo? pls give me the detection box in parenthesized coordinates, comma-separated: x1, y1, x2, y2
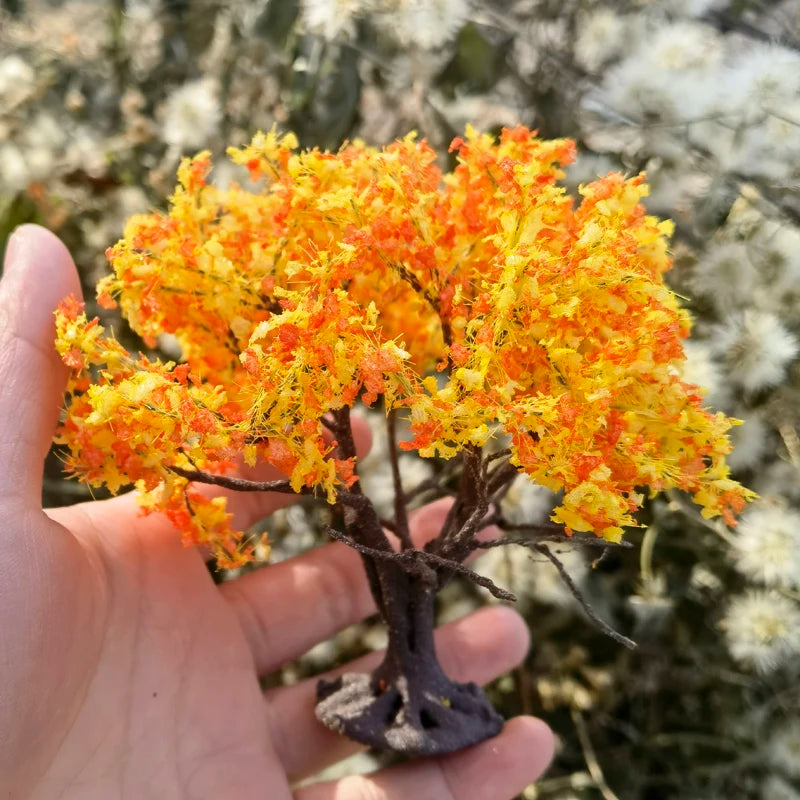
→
(2, 1, 800, 797)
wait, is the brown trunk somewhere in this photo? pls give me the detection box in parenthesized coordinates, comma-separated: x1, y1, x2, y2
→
(315, 554, 504, 755)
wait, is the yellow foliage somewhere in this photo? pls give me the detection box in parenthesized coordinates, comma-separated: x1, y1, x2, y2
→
(54, 126, 754, 565)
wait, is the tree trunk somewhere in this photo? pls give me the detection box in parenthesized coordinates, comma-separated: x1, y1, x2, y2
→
(315, 553, 504, 755)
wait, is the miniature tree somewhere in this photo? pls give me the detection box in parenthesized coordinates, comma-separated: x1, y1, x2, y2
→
(54, 126, 753, 756)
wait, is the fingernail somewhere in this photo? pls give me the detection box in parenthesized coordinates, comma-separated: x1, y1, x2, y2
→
(2, 226, 22, 274)
(0, 224, 80, 332)
(2, 224, 41, 280)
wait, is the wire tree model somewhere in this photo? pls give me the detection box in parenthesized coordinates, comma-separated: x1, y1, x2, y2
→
(54, 126, 753, 757)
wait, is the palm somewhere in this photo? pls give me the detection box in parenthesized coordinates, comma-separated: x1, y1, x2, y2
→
(31, 499, 277, 799)
(0, 225, 553, 800)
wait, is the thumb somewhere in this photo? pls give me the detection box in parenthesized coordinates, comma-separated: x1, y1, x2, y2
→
(0, 225, 82, 508)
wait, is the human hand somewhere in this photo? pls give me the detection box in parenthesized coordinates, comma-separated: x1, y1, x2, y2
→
(0, 225, 554, 799)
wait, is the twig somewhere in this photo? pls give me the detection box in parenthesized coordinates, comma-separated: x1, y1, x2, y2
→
(591, 548, 612, 569)
(486, 460, 519, 496)
(496, 519, 633, 548)
(497, 519, 568, 535)
(419, 551, 516, 602)
(484, 447, 512, 465)
(473, 535, 632, 550)
(535, 543, 637, 650)
(330, 406, 359, 471)
(324, 527, 517, 602)
(387, 409, 413, 550)
(319, 415, 337, 434)
(402, 475, 439, 502)
(478, 512, 501, 530)
(434, 447, 486, 554)
(379, 517, 398, 534)
(487, 474, 515, 510)
(403, 473, 457, 503)
(572, 708, 622, 800)
(168, 465, 299, 495)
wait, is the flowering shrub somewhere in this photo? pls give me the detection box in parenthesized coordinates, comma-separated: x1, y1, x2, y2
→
(54, 126, 752, 755)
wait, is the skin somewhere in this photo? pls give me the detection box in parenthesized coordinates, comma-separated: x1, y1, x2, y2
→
(0, 224, 554, 799)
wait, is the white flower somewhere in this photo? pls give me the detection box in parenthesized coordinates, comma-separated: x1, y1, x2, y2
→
(162, 79, 222, 151)
(565, 152, 620, 191)
(731, 504, 800, 589)
(721, 590, 800, 674)
(754, 460, 800, 507)
(7, 112, 62, 186)
(376, 0, 470, 50)
(681, 340, 728, 409)
(359, 410, 390, 463)
(301, 0, 367, 39)
(575, 8, 626, 72)
(63, 126, 106, 177)
(122, 0, 163, 79)
(725, 411, 770, 472)
(732, 106, 800, 182)
(358, 452, 433, 519)
(722, 44, 800, 120)
(0, 55, 35, 106)
(767, 719, 800, 779)
(692, 242, 759, 315)
(640, 166, 712, 218)
(690, 118, 749, 174)
(501, 475, 556, 526)
(593, 21, 724, 131)
(751, 222, 800, 306)
(599, 58, 682, 126)
(428, 89, 524, 137)
(712, 311, 799, 393)
(689, 564, 723, 594)
(398, 454, 434, 500)
(650, 0, 719, 16)
(761, 103, 800, 157)
(117, 186, 150, 218)
(27, 112, 67, 152)
(648, 21, 723, 71)
(0, 144, 32, 193)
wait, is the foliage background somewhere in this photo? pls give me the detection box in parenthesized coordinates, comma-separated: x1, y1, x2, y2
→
(2, 0, 800, 797)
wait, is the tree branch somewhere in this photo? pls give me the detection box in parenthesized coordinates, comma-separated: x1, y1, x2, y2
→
(534, 543, 637, 650)
(486, 460, 520, 497)
(168, 465, 300, 495)
(434, 445, 489, 561)
(324, 527, 517, 602)
(387, 409, 413, 550)
(473, 535, 633, 550)
(330, 406, 359, 471)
